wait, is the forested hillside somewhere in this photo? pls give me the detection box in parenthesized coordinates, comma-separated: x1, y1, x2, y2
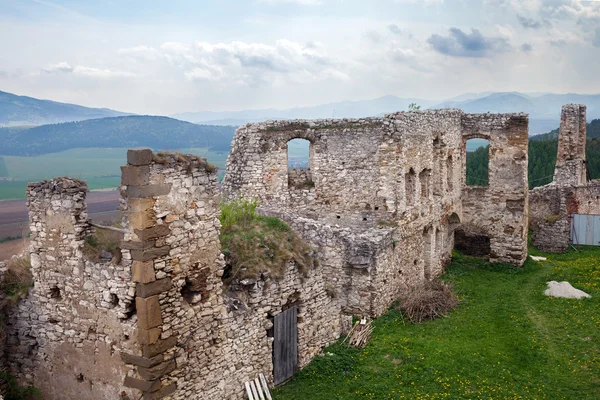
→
(0, 116, 236, 156)
(467, 120, 600, 189)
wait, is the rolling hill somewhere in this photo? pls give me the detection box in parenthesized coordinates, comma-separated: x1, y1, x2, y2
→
(0, 116, 236, 156)
(0, 90, 131, 126)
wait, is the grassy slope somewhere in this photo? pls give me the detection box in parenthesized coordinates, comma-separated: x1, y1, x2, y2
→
(0, 147, 229, 200)
(274, 247, 600, 400)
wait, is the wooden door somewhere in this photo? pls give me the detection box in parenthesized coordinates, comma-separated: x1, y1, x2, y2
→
(273, 305, 298, 385)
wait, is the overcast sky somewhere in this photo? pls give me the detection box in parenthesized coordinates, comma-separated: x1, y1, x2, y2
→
(0, 0, 599, 114)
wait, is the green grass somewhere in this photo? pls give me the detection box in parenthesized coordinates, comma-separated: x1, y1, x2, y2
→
(0, 147, 228, 200)
(219, 198, 313, 282)
(274, 247, 600, 400)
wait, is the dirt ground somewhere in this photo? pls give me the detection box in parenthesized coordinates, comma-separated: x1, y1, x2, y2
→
(0, 190, 121, 260)
(0, 238, 29, 261)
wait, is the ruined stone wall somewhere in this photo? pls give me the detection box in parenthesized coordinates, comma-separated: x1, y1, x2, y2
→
(117, 150, 346, 400)
(530, 104, 600, 252)
(6, 178, 137, 400)
(5, 150, 348, 400)
(554, 104, 587, 186)
(531, 181, 600, 252)
(460, 113, 529, 264)
(223, 111, 529, 318)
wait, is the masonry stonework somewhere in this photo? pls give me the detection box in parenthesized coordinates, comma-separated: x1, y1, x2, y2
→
(1, 106, 539, 399)
(531, 105, 600, 252)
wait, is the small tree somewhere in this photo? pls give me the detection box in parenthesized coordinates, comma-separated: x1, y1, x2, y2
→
(408, 103, 421, 111)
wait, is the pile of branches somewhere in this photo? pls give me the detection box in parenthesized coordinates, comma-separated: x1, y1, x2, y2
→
(399, 280, 458, 323)
(343, 318, 373, 348)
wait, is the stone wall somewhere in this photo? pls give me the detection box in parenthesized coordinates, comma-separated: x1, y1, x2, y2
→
(5, 178, 137, 399)
(460, 113, 530, 264)
(530, 104, 600, 252)
(223, 111, 529, 308)
(4, 149, 347, 400)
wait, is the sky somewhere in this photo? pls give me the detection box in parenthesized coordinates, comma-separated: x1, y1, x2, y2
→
(0, 0, 599, 114)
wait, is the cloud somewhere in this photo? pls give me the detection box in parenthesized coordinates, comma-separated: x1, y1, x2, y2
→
(594, 27, 600, 48)
(388, 24, 414, 39)
(42, 62, 135, 78)
(42, 61, 74, 73)
(517, 14, 543, 29)
(520, 42, 533, 52)
(120, 39, 348, 86)
(427, 28, 511, 58)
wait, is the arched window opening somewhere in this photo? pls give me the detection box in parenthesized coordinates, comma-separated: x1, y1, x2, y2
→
(465, 139, 490, 186)
(405, 168, 416, 206)
(287, 139, 313, 189)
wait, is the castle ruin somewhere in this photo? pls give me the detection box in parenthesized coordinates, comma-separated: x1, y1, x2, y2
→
(530, 104, 600, 251)
(1, 105, 580, 400)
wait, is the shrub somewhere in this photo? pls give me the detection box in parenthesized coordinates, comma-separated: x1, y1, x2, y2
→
(219, 198, 314, 283)
(0, 371, 41, 399)
(399, 280, 459, 323)
(2, 254, 33, 302)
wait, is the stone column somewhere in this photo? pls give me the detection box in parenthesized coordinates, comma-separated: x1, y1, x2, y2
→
(554, 104, 587, 186)
(120, 149, 176, 399)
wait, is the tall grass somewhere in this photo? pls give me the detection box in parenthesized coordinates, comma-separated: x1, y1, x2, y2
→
(218, 197, 313, 283)
(219, 196, 258, 231)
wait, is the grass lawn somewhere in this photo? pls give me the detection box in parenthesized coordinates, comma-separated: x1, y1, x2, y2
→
(273, 247, 600, 400)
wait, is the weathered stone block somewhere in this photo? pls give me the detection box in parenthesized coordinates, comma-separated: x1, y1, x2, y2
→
(132, 261, 156, 284)
(136, 296, 162, 330)
(128, 210, 156, 230)
(138, 327, 162, 345)
(142, 383, 176, 400)
(135, 225, 170, 241)
(136, 278, 172, 298)
(131, 246, 171, 262)
(123, 376, 161, 392)
(142, 336, 178, 358)
(127, 184, 172, 199)
(128, 198, 155, 213)
(121, 239, 155, 251)
(121, 352, 164, 368)
(137, 360, 177, 380)
(121, 166, 150, 186)
(127, 148, 153, 166)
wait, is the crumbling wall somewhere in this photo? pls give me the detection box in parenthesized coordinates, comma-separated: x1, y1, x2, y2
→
(554, 104, 587, 186)
(6, 178, 137, 400)
(109, 150, 345, 400)
(460, 113, 529, 264)
(530, 104, 600, 252)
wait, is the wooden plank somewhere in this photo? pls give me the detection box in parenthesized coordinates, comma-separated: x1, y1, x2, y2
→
(250, 380, 259, 400)
(245, 382, 254, 400)
(254, 377, 265, 400)
(259, 373, 272, 400)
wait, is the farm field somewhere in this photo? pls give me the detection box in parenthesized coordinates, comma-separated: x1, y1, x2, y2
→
(0, 147, 229, 200)
(274, 248, 600, 400)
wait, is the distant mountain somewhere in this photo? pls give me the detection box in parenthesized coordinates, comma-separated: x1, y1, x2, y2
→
(172, 95, 438, 125)
(0, 116, 236, 156)
(0, 90, 131, 126)
(432, 92, 600, 134)
(531, 119, 600, 141)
